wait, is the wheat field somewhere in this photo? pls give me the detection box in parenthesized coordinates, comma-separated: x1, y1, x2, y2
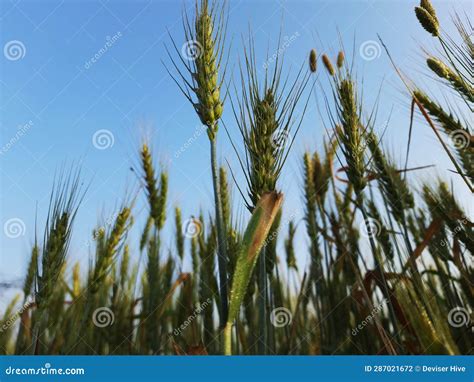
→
(0, 0, 472, 356)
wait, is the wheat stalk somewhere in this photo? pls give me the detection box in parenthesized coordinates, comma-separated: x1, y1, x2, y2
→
(167, 0, 230, 326)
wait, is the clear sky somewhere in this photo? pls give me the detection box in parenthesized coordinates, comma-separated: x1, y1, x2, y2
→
(1, 0, 472, 301)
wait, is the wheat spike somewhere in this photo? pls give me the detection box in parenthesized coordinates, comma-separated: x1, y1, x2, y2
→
(309, 49, 317, 73)
(322, 54, 335, 76)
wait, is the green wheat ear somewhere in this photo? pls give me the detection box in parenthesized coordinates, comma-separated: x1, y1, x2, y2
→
(337, 51, 345, 69)
(427, 57, 449, 78)
(23, 244, 39, 298)
(322, 54, 335, 76)
(168, 0, 230, 328)
(174, 207, 185, 260)
(426, 57, 474, 103)
(33, 168, 84, 354)
(420, 0, 437, 18)
(224, 191, 283, 355)
(309, 49, 317, 73)
(415, 5, 439, 36)
(284, 221, 297, 271)
(231, 37, 308, 210)
(166, 0, 227, 140)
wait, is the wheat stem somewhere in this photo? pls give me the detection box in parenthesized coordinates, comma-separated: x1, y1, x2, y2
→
(257, 247, 267, 354)
(210, 136, 229, 327)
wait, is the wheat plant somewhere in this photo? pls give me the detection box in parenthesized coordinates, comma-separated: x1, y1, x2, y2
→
(0, 0, 472, 357)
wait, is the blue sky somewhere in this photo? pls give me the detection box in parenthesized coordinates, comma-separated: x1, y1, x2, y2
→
(0, 0, 472, 296)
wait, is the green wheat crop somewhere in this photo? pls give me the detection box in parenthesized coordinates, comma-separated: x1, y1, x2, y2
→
(0, 0, 472, 356)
